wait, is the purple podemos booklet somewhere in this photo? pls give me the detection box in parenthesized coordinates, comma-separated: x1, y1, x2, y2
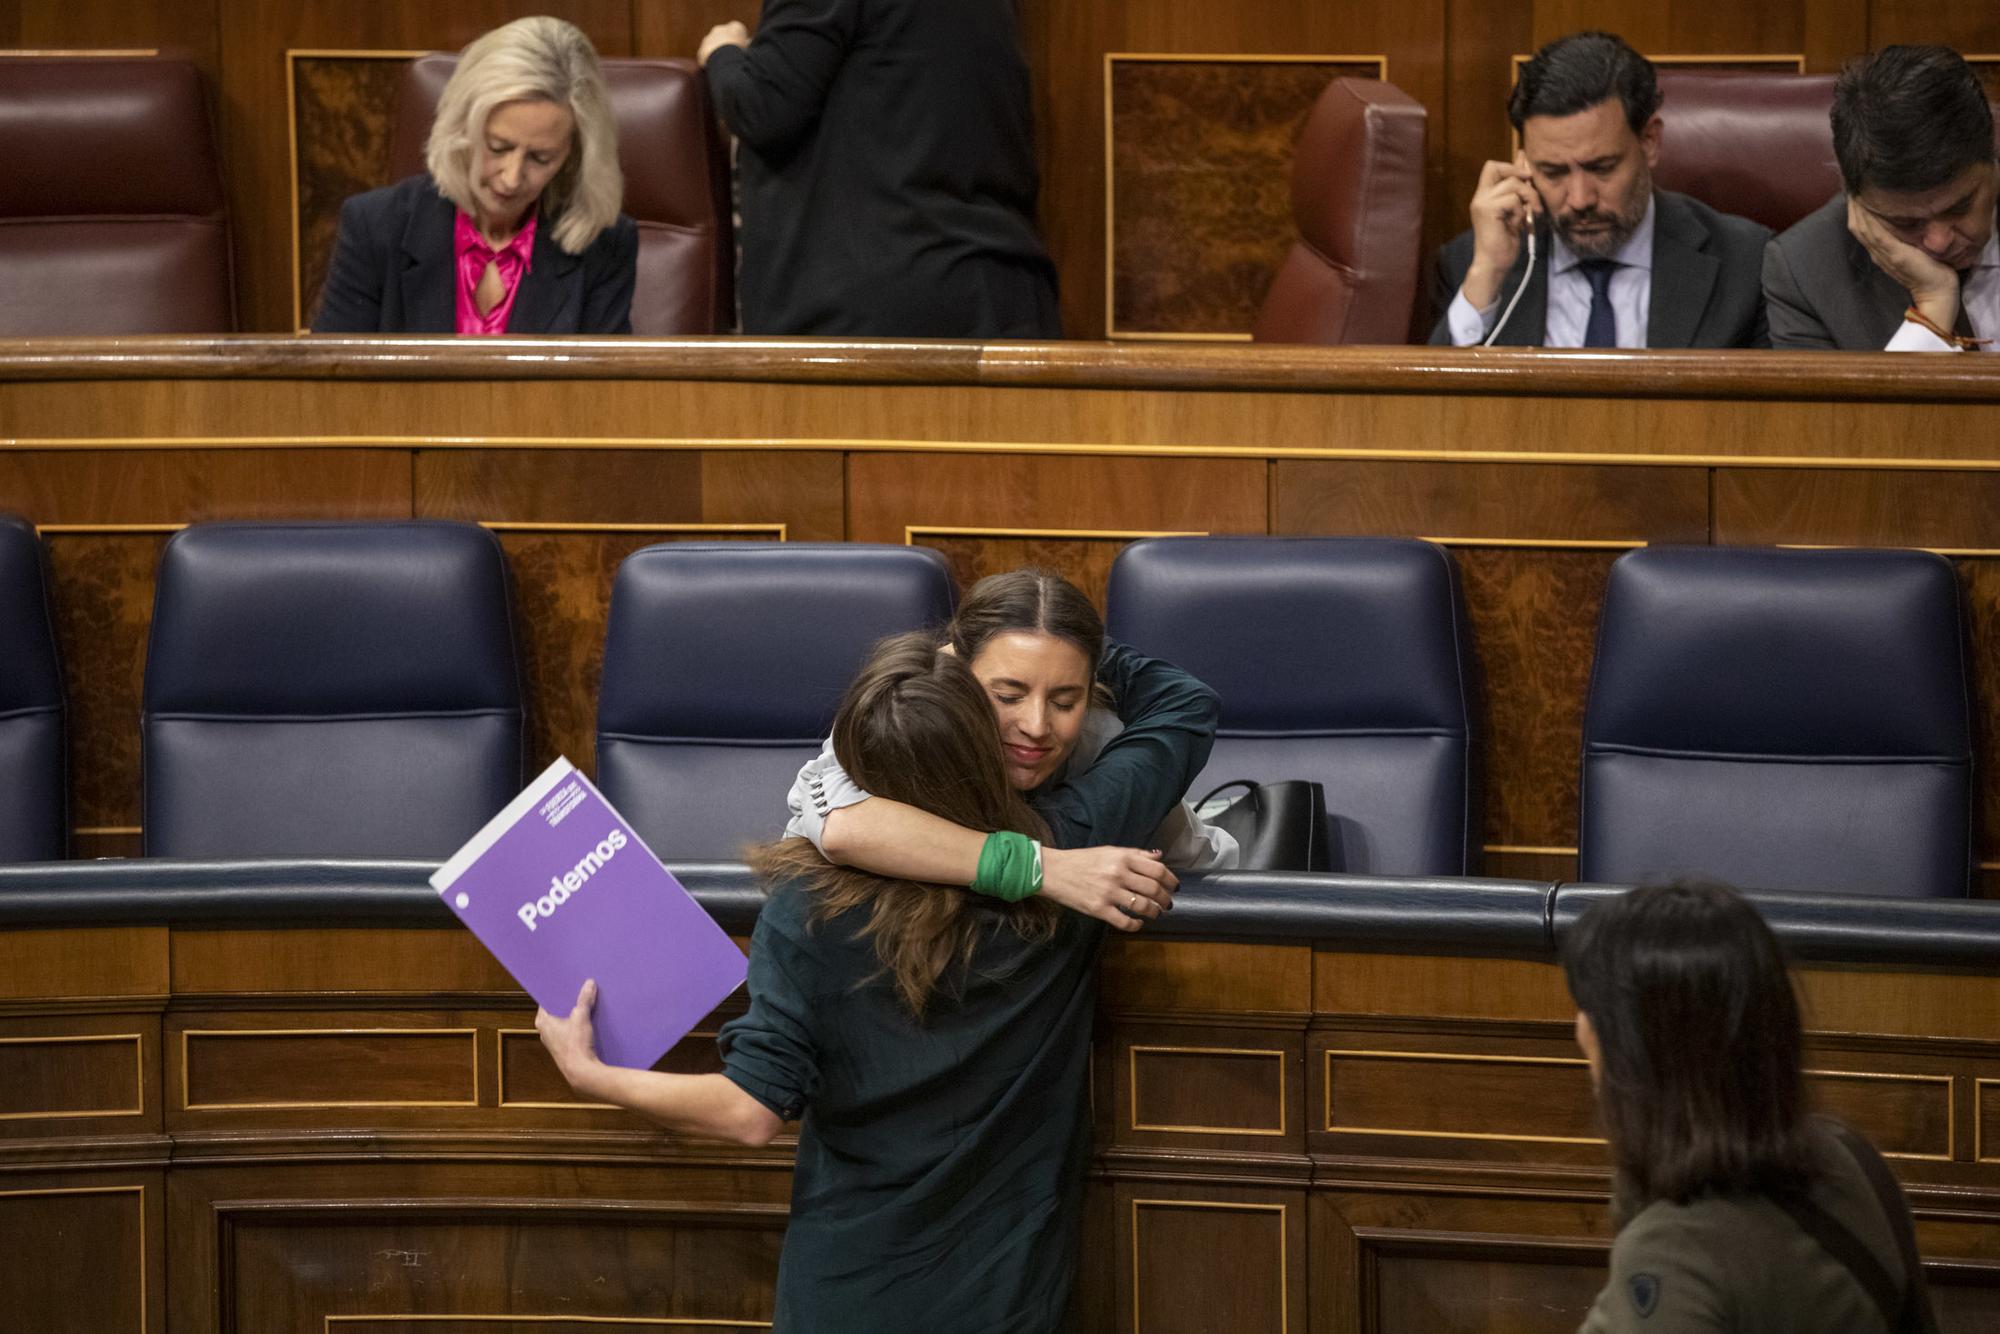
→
(432, 756, 748, 1071)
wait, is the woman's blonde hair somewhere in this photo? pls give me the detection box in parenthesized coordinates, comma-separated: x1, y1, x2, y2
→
(425, 15, 623, 255)
(750, 633, 1061, 1021)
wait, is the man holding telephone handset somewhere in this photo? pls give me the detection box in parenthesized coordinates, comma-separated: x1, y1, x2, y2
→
(1431, 31, 1772, 349)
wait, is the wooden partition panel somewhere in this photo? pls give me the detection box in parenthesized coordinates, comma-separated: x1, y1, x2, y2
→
(8, 909, 2000, 1333)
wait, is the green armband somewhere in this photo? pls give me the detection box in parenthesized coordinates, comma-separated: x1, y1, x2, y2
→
(972, 831, 1043, 902)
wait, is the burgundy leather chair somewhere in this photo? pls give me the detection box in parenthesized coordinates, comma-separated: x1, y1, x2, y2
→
(1652, 71, 1839, 235)
(1252, 78, 1427, 345)
(1653, 70, 2000, 235)
(387, 54, 734, 334)
(0, 54, 234, 334)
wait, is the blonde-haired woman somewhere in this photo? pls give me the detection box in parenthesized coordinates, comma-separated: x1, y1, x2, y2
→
(314, 16, 637, 334)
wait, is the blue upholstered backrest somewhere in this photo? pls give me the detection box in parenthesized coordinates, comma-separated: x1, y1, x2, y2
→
(1106, 536, 1476, 876)
(141, 522, 524, 858)
(595, 543, 956, 859)
(1580, 545, 1973, 897)
(0, 515, 66, 861)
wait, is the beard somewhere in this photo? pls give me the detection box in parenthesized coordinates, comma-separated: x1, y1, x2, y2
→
(1555, 187, 1649, 259)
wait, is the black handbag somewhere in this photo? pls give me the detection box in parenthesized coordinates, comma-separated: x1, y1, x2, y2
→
(1197, 780, 1332, 873)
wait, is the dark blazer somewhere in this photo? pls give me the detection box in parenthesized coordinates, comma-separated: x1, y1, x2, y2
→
(1428, 188, 1771, 348)
(312, 173, 637, 335)
(1763, 191, 1988, 350)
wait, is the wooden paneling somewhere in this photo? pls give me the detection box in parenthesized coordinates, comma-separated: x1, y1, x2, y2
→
(180, 1026, 478, 1111)
(1110, 1025, 1302, 1150)
(171, 926, 512, 994)
(1807, 1068, 1954, 1159)
(1107, 56, 1382, 339)
(0, 1184, 152, 1334)
(1320, 1042, 1598, 1150)
(1315, 953, 1572, 1023)
(291, 53, 419, 329)
(850, 451, 1265, 603)
(0, 1032, 146, 1123)
(1124, 1190, 1303, 1334)
(631, 0, 755, 63)
(0, 0, 220, 72)
(1359, 1232, 1606, 1334)
(221, 1200, 783, 1331)
(0, 926, 168, 1002)
(1100, 939, 1313, 1015)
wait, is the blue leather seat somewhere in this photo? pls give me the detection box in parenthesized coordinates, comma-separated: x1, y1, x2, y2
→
(0, 515, 66, 861)
(142, 522, 524, 858)
(596, 543, 956, 860)
(1105, 536, 1476, 876)
(1579, 546, 1972, 897)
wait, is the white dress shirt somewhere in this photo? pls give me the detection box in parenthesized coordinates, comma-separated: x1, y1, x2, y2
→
(1883, 226, 2000, 352)
(1448, 194, 1658, 347)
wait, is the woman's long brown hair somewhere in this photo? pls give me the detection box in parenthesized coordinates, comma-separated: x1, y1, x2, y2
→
(749, 632, 1061, 1020)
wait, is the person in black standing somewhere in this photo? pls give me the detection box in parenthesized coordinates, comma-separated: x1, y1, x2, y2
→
(698, 0, 1062, 338)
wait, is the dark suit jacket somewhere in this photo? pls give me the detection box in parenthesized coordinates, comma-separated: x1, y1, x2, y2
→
(1763, 191, 1988, 350)
(1428, 189, 1771, 348)
(312, 173, 637, 334)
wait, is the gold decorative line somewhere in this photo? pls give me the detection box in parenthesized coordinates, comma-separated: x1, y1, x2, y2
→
(28, 432, 2000, 471)
(1421, 536, 1646, 550)
(36, 523, 186, 535)
(1323, 1047, 1600, 1144)
(1102, 52, 1388, 343)
(1782, 542, 2000, 559)
(0, 1032, 144, 1121)
(1979, 860, 2000, 872)
(1131, 1198, 1288, 1334)
(0, 48, 160, 56)
(480, 521, 786, 538)
(1483, 843, 1578, 857)
(73, 825, 144, 837)
(286, 49, 432, 330)
(906, 524, 1203, 543)
(1509, 51, 1806, 77)
(0, 1184, 144, 1333)
(1977, 1079, 1999, 1163)
(180, 1026, 479, 1110)
(1112, 331, 1256, 344)
(1804, 1068, 1954, 1162)
(1128, 1044, 1287, 1137)
(326, 1317, 772, 1329)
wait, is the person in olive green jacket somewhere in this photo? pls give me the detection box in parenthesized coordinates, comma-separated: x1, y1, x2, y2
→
(1566, 882, 1938, 1333)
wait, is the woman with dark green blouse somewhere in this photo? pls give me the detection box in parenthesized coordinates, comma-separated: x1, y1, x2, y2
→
(537, 627, 1218, 1331)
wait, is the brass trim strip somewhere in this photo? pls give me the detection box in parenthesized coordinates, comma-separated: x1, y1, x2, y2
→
(1103, 51, 1390, 343)
(0, 1184, 145, 1332)
(73, 825, 144, 837)
(180, 1026, 479, 1110)
(25, 432, 2000, 472)
(1977, 1078, 1999, 1163)
(1782, 543, 2000, 559)
(36, 523, 186, 535)
(1127, 1044, 1288, 1137)
(0, 1032, 144, 1121)
(1130, 1197, 1288, 1334)
(906, 524, 1204, 543)
(286, 49, 431, 331)
(326, 1317, 771, 1329)
(1482, 843, 1577, 857)
(1322, 1047, 1601, 1144)
(480, 521, 785, 538)
(1420, 536, 1646, 550)
(0, 49, 160, 56)
(1803, 1068, 1955, 1162)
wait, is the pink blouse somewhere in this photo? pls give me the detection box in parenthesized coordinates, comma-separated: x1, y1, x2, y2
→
(454, 210, 537, 336)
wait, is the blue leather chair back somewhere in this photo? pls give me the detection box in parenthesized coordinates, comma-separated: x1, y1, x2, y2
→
(1580, 546, 1972, 897)
(0, 515, 66, 861)
(142, 522, 524, 858)
(1105, 536, 1476, 876)
(596, 543, 956, 859)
